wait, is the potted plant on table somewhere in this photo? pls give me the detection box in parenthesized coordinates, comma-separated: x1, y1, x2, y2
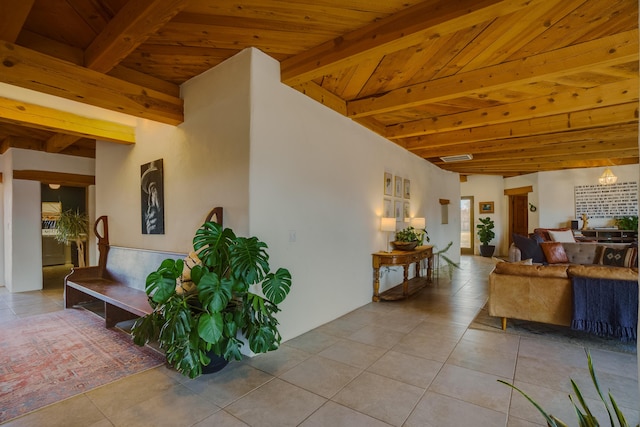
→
(476, 217, 496, 257)
(131, 221, 292, 379)
(391, 226, 429, 251)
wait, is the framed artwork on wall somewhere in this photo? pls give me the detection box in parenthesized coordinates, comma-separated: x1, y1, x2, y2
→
(403, 202, 410, 220)
(394, 176, 403, 197)
(403, 179, 410, 199)
(384, 172, 393, 196)
(141, 159, 165, 234)
(479, 201, 494, 214)
(394, 200, 403, 221)
(383, 198, 392, 218)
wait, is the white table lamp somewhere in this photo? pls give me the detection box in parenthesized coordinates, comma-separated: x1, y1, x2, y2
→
(380, 217, 396, 252)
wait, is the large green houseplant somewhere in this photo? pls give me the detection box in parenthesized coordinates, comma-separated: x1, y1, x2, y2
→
(54, 209, 89, 267)
(132, 221, 292, 378)
(476, 217, 496, 257)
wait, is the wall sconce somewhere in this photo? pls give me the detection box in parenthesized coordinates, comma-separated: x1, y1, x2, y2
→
(48, 184, 61, 190)
(380, 217, 396, 252)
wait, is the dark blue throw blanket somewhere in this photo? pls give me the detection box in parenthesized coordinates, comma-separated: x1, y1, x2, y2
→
(571, 277, 638, 341)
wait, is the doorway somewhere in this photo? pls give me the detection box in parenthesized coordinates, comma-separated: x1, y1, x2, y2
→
(41, 184, 87, 289)
(460, 196, 474, 254)
(508, 194, 529, 244)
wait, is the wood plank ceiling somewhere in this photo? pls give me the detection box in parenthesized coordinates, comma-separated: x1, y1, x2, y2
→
(0, 0, 637, 177)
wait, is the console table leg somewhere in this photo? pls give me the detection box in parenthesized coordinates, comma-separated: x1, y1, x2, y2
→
(372, 267, 381, 302)
(402, 264, 409, 297)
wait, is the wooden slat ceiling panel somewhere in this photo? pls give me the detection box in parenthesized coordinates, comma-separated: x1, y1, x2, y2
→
(0, 0, 635, 177)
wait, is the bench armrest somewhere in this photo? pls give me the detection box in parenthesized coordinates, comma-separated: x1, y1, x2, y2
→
(65, 266, 101, 282)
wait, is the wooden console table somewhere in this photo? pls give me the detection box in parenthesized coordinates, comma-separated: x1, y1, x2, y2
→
(371, 246, 433, 302)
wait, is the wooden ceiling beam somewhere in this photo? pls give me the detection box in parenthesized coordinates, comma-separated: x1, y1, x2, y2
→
(292, 82, 347, 115)
(0, 0, 34, 42)
(387, 78, 638, 139)
(429, 143, 639, 165)
(441, 157, 639, 173)
(1, 135, 43, 153)
(411, 123, 639, 158)
(280, 0, 547, 86)
(348, 29, 638, 118)
(46, 133, 84, 153)
(0, 42, 183, 125)
(0, 96, 135, 144)
(85, 0, 189, 73)
(399, 103, 639, 150)
(13, 170, 95, 187)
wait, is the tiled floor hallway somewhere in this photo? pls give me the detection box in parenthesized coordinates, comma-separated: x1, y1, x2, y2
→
(1, 256, 638, 426)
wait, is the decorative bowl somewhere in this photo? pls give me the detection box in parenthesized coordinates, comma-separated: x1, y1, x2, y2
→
(391, 241, 419, 251)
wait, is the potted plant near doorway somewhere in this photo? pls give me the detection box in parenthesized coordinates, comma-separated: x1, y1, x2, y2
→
(476, 217, 496, 257)
(54, 209, 89, 267)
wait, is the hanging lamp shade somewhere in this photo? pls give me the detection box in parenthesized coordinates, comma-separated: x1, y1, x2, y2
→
(598, 168, 617, 185)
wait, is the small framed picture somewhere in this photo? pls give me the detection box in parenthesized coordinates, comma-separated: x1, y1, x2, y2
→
(394, 176, 403, 197)
(479, 201, 494, 214)
(384, 172, 393, 196)
(383, 198, 392, 218)
(394, 200, 403, 221)
(403, 179, 410, 199)
(403, 202, 410, 220)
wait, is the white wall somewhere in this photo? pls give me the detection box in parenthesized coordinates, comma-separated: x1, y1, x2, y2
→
(93, 48, 460, 342)
(462, 164, 640, 256)
(10, 180, 41, 292)
(535, 165, 639, 229)
(248, 49, 460, 339)
(95, 50, 252, 252)
(0, 149, 95, 291)
(460, 175, 506, 255)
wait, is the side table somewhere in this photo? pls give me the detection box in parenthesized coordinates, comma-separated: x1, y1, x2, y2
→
(371, 246, 433, 302)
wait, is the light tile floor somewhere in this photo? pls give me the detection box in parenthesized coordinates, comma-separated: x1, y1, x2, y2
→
(1, 256, 638, 426)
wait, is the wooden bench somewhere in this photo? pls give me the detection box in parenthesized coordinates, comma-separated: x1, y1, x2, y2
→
(64, 208, 223, 327)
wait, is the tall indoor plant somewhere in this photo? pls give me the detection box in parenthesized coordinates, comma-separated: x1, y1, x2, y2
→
(132, 221, 292, 378)
(476, 216, 496, 257)
(54, 209, 89, 267)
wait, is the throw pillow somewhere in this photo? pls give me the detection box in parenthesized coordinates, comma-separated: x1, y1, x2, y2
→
(548, 229, 576, 243)
(598, 247, 637, 268)
(512, 233, 545, 264)
(540, 242, 569, 264)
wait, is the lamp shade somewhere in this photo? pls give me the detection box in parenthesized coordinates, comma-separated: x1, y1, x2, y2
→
(411, 217, 425, 229)
(598, 168, 617, 185)
(380, 217, 396, 232)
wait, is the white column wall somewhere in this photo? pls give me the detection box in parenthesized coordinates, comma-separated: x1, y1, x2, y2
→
(10, 180, 42, 292)
(247, 49, 460, 340)
(95, 48, 253, 252)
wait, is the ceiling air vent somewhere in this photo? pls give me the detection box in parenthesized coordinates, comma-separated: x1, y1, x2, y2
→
(440, 154, 473, 163)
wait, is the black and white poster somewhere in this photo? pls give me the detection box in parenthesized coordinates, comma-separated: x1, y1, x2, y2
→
(141, 159, 165, 234)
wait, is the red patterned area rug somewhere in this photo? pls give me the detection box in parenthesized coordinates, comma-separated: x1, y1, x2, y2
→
(0, 308, 165, 423)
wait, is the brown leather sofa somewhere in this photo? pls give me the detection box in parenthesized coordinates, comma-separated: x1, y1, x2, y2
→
(489, 242, 638, 330)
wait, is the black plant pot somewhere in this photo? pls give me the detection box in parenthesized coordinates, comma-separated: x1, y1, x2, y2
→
(201, 352, 229, 374)
(479, 245, 495, 257)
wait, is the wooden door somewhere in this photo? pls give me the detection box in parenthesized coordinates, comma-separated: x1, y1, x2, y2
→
(509, 195, 528, 242)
